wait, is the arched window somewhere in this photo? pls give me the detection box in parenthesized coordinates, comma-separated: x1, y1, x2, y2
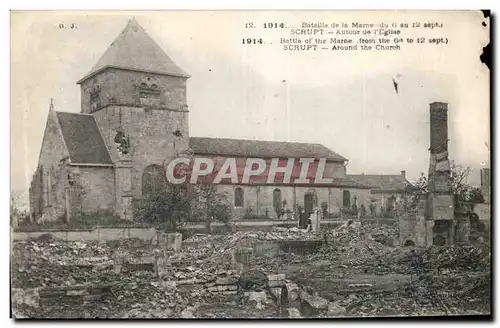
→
(343, 190, 351, 208)
(142, 164, 166, 195)
(234, 187, 244, 207)
(304, 189, 317, 217)
(273, 188, 282, 210)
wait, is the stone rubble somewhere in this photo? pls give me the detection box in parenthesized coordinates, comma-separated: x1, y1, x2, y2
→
(11, 221, 491, 318)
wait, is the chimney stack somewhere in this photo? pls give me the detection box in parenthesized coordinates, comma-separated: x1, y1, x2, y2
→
(429, 102, 448, 154)
(401, 170, 406, 179)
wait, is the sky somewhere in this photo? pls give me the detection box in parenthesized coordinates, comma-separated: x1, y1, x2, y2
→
(10, 11, 490, 206)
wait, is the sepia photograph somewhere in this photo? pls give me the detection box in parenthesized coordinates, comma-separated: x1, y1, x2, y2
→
(9, 10, 491, 319)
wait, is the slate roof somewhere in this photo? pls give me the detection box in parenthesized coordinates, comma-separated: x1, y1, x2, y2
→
(189, 137, 348, 162)
(331, 178, 373, 189)
(78, 19, 189, 83)
(347, 174, 414, 193)
(56, 112, 113, 165)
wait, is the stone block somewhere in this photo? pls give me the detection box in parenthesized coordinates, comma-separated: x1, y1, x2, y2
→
(435, 151, 448, 162)
(268, 273, 286, 281)
(327, 301, 346, 317)
(12, 288, 40, 308)
(299, 289, 328, 317)
(430, 194, 454, 221)
(286, 308, 302, 318)
(426, 220, 435, 246)
(435, 159, 450, 172)
(456, 217, 470, 243)
(253, 242, 280, 258)
(66, 230, 96, 241)
(231, 247, 253, 270)
(269, 280, 286, 288)
(244, 291, 269, 310)
(128, 228, 156, 241)
(157, 232, 182, 252)
(270, 287, 282, 301)
(67, 289, 88, 296)
(430, 174, 453, 193)
(215, 277, 238, 285)
(283, 285, 298, 304)
(160, 281, 177, 291)
(97, 228, 128, 241)
(223, 290, 238, 295)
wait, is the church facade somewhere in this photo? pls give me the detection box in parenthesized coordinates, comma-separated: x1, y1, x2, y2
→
(29, 19, 372, 223)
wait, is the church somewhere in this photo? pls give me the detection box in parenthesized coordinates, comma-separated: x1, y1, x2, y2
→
(29, 19, 374, 223)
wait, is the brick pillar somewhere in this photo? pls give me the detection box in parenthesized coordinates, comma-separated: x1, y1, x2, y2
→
(427, 102, 455, 242)
(429, 102, 448, 154)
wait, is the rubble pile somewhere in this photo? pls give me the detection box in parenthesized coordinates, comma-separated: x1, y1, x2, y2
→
(423, 245, 491, 272)
(310, 222, 396, 269)
(11, 219, 491, 318)
(11, 238, 188, 318)
(331, 272, 491, 317)
(223, 227, 320, 249)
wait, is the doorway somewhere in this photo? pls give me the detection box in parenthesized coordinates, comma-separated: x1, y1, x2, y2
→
(304, 190, 317, 217)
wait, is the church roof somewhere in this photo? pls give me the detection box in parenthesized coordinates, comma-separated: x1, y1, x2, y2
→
(189, 137, 348, 162)
(78, 19, 189, 83)
(347, 174, 415, 193)
(56, 112, 113, 165)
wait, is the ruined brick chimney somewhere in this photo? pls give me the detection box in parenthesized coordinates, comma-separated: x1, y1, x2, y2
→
(429, 102, 448, 154)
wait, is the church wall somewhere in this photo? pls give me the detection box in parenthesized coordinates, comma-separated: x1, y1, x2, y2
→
(32, 109, 71, 222)
(81, 68, 187, 113)
(70, 166, 116, 214)
(93, 106, 189, 197)
(214, 184, 371, 220)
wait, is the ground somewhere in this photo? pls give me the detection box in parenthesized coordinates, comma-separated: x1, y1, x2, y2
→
(10, 220, 491, 319)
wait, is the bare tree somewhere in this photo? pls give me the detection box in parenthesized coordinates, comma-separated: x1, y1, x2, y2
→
(409, 161, 483, 209)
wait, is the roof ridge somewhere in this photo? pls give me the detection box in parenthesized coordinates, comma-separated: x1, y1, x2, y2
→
(191, 136, 331, 146)
(78, 19, 189, 83)
(56, 111, 93, 116)
(189, 137, 348, 162)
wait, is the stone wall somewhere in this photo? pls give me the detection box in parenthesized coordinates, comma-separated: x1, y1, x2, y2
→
(70, 166, 116, 213)
(215, 184, 371, 219)
(11, 227, 179, 245)
(480, 168, 491, 204)
(93, 105, 189, 198)
(80, 68, 187, 114)
(30, 108, 72, 222)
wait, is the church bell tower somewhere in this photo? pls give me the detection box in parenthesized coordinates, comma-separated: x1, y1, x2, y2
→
(76, 18, 191, 219)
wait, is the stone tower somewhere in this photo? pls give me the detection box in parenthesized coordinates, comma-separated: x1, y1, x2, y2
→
(76, 19, 191, 219)
(399, 102, 458, 247)
(427, 102, 461, 245)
